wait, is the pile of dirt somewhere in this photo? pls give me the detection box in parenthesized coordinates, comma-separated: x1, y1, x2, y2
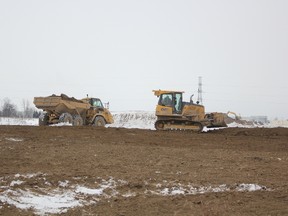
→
(0, 126, 287, 215)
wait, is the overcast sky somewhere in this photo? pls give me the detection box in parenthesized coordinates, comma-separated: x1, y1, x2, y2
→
(0, 0, 287, 119)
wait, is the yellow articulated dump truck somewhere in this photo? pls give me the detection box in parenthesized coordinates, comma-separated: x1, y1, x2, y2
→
(153, 90, 227, 132)
(33, 94, 114, 126)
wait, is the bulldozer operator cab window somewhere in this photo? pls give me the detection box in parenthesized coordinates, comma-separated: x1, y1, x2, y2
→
(159, 94, 173, 106)
(174, 93, 182, 113)
(159, 93, 182, 113)
(90, 98, 103, 108)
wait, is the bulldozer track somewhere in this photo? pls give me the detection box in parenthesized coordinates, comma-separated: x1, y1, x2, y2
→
(155, 119, 203, 132)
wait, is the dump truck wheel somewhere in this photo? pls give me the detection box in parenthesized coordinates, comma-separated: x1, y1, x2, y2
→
(94, 116, 106, 127)
(39, 112, 48, 126)
(59, 113, 73, 124)
(73, 115, 84, 126)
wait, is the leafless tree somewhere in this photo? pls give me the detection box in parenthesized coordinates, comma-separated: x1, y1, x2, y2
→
(22, 99, 34, 118)
(1, 98, 18, 117)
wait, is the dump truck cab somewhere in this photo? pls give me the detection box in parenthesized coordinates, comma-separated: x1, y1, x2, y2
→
(91, 98, 104, 109)
(81, 97, 114, 125)
(82, 98, 104, 110)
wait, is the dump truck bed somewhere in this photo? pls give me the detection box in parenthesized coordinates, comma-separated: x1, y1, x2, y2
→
(34, 94, 90, 116)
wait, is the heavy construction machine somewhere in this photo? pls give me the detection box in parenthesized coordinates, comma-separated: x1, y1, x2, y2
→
(33, 94, 114, 126)
(153, 90, 227, 132)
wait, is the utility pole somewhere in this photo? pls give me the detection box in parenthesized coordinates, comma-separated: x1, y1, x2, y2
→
(197, 76, 203, 105)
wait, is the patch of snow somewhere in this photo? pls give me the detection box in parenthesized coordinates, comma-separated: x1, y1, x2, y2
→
(0, 175, 122, 215)
(156, 183, 162, 188)
(227, 122, 257, 128)
(75, 186, 103, 195)
(202, 126, 221, 132)
(0, 189, 81, 215)
(122, 191, 136, 197)
(59, 180, 69, 188)
(0, 173, 269, 215)
(159, 188, 169, 195)
(211, 184, 228, 193)
(236, 184, 265, 192)
(0, 117, 38, 126)
(151, 183, 266, 196)
(170, 187, 186, 195)
(44, 181, 52, 186)
(5, 138, 23, 142)
(109, 111, 156, 130)
(14, 173, 44, 179)
(10, 180, 24, 187)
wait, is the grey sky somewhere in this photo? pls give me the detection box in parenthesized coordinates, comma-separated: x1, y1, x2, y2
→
(0, 0, 287, 119)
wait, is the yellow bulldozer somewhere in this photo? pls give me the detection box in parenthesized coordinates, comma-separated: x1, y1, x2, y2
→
(34, 94, 114, 126)
(153, 90, 227, 132)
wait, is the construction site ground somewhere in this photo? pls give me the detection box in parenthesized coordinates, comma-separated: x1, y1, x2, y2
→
(0, 125, 288, 215)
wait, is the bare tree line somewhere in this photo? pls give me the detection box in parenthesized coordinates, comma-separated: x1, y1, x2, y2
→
(0, 98, 41, 118)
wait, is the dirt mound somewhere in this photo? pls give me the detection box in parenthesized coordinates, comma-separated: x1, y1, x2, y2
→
(0, 126, 287, 215)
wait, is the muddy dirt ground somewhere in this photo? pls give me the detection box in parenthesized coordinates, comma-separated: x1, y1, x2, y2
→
(0, 126, 288, 215)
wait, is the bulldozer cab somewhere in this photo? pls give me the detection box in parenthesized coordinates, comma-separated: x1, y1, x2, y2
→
(157, 92, 183, 114)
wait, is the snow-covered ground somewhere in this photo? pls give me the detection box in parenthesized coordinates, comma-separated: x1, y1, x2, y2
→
(0, 111, 288, 129)
(108, 111, 156, 130)
(0, 117, 38, 126)
(0, 173, 268, 215)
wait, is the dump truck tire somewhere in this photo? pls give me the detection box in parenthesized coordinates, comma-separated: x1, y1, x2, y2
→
(59, 113, 73, 124)
(94, 116, 105, 127)
(39, 112, 48, 126)
(73, 115, 84, 126)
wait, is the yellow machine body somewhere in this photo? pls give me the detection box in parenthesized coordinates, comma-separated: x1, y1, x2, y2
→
(153, 90, 227, 131)
(34, 94, 114, 126)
